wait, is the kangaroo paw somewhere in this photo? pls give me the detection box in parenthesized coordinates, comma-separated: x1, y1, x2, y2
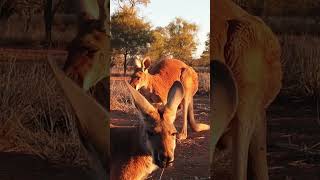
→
(192, 123, 210, 132)
(177, 131, 187, 140)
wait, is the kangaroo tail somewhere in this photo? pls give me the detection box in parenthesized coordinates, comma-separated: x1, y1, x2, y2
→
(188, 97, 210, 132)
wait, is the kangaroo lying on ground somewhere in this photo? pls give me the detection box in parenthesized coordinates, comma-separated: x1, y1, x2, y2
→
(111, 81, 184, 179)
(130, 57, 210, 140)
(49, 57, 183, 179)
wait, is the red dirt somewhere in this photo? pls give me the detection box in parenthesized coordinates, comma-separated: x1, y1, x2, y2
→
(112, 75, 320, 179)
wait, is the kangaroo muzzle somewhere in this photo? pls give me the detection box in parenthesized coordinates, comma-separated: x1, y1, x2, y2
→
(155, 152, 174, 168)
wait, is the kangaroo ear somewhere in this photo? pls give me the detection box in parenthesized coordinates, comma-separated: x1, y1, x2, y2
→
(47, 55, 109, 165)
(83, 51, 109, 91)
(164, 81, 184, 122)
(142, 57, 151, 71)
(134, 58, 142, 69)
(125, 81, 157, 119)
(210, 60, 238, 163)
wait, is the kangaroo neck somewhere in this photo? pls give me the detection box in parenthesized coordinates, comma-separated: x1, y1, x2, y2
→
(111, 126, 157, 179)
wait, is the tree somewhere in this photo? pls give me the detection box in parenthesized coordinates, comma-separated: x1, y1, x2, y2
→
(0, 0, 64, 44)
(146, 27, 168, 60)
(111, 6, 153, 75)
(112, 0, 150, 9)
(147, 18, 199, 62)
(43, 0, 64, 47)
(197, 33, 210, 66)
(201, 33, 210, 59)
(165, 17, 198, 61)
(0, 0, 42, 32)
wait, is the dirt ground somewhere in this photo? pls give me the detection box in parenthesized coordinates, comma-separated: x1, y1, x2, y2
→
(111, 76, 320, 180)
(267, 97, 320, 180)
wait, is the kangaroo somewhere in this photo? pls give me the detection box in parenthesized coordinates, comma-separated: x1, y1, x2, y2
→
(62, 0, 110, 110)
(111, 81, 184, 179)
(130, 57, 210, 140)
(210, 0, 282, 180)
(48, 57, 183, 179)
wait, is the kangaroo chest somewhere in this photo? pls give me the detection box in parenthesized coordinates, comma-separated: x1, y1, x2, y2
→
(140, 87, 167, 105)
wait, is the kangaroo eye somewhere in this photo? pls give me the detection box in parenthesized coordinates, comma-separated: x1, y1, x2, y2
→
(147, 130, 155, 137)
(171, 132, 178, 136)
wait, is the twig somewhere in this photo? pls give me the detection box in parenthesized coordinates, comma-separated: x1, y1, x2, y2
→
(274, 143, 320, 155)
(159, 168, 165, 180)
(310, 142, 320, 150)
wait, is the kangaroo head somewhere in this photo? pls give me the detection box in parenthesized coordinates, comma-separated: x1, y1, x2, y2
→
(130, 57, 152, 90)
(63, 0, 109, 91)
(126, 81, 184, 168)
(64, 27, 109, 91)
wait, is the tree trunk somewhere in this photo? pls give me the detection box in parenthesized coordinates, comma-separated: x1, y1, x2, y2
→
(44, 0, 53, 48)
(24, 8, 31, 32)
(123, 52, 128, 76)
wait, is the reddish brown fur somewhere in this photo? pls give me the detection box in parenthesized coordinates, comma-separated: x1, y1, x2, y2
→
(109, 81, 184, 179)
(130, 58, 209, 140)
(131, 59, 197, 103)
(211, 0, 282, 180)
(64, 28, 108, 86)
(110, 127, 157, 179)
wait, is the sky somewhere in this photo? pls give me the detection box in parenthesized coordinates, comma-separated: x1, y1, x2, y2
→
(111, 0, 210, 58)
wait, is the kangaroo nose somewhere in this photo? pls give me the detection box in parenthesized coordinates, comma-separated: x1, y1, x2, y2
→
(158, 154, 174, 168)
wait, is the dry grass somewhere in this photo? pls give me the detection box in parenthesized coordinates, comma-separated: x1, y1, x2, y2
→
(110, 80, 136, 112)
(0, 57, 88, 166)
(198, 72, 210, 94)
(279, 34, 320, 98)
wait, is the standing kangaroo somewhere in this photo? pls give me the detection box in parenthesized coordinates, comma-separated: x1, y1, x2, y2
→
(130, 57, 210, 140)
(210, 0, 282, 180)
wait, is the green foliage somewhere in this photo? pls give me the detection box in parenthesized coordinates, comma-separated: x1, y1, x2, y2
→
(146, 27, 168, 60)
(147, 17, 198, 62)
(111, 6, 153, 57)
(165, 18, 198, 61)
(111, 6, 153, 74)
